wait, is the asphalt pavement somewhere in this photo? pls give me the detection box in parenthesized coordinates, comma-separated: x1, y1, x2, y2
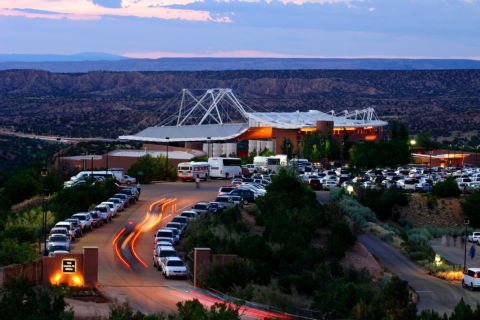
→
(430, 238, 480, 268)
(70, 180, 228, 314)
(359, 233, 480, 315)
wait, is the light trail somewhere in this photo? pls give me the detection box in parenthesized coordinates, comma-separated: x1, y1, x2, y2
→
(112, 228, 131, 268)
(130, 198, 177, 268)
(188, 291, 292, 319)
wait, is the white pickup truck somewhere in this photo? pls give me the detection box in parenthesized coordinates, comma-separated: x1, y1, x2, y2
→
(468, 232, 480, 243)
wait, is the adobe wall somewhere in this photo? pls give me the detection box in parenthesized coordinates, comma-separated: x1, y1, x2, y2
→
(42, 247, 98, 287)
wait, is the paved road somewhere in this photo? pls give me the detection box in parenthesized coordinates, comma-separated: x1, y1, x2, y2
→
(71, 181, 226, 314)
(359, 233, 480, 315)
(315, 190, 330, 204)
(70, 181, 289, 319)
(430, 238, 480, 268)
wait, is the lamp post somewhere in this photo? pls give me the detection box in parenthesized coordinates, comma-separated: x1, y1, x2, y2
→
(165, 137, 170, 180)
(91, 154, 94, 176)
(464, 217, 470, 272)
(40, 167, 48, 256)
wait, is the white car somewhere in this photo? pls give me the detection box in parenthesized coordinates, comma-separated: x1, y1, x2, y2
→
(153, 246, 178, 270)
(323, 180, 338, 190)
(100, 201, 119, 216)
(154, 228, 176, 246)
(468, 232, 480, 243)
(463, 268, 480, 290)
(71, 212, 93, 231)
(54, 221, 76, 241)
(161, 256, 188, 279)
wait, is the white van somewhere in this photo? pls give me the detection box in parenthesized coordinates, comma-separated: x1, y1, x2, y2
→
(208, 157, 242, 179)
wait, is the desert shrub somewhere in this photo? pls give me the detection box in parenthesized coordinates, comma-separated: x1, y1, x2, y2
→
(338, 197, 378, 228)
(202, 260, 256, 293)
(49, 178, 118, 221)
(0, 238, 37, 266)
(432, 177, 461, 198)
(462, 190, 480, 227)
(326, 221, 356, 260)
(356, 187, 409, 221)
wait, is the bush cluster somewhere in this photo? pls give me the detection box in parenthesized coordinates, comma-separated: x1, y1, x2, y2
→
(432, 176, 461, 198)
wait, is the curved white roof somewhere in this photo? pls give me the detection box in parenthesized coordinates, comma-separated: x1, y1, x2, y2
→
(247, 108, 387, 129)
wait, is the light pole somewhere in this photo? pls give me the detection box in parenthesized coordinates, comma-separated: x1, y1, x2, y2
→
(91, 154, 94, 176)
(207, 137, 211, 158)
(165, 137, 170, 180)
(464, 217, 470, 272)
(40, 167, 48, 256)
(106, 143, 110, 174)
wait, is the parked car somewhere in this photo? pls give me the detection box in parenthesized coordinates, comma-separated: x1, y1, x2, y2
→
(54, 221, 77, 241)
(214, 195, 235, 209)
(191, 202, 210, 215)
(415, 182, 432, 192)
(164, 227, 180, 244)
(153, 246, 178, 270)
(463, 268, 480, 290)
(48, 245, 70, 257)
(229, 195, 244, 208)
(71, 212, 93, 231)
(307, 178, 322, 190)
(100, 201, 119, 217)
(89, 212, 103, 227)
(113, 193, 130, 208)
(160, 256, 188, 279)
(93, 205, 113, 223)
(218, 186, 235, 196)
(117, 189, 137, 204)
(228, 189, 255, 203)
(180, 211, 198, 221)
(468, 232, 480, 243)
(64, 218, 83, 238)
(108, 198, 125, 211)
(166, 222, 184, 236)
(171, 216, 189, 231)
(47, 234, 70, 251)
(208, 202, 225, 214)
(123, 175, 137, 185)
(323, 180, 338, 190)
(49, 227, 71, 241)
(154, 228, 176, 246)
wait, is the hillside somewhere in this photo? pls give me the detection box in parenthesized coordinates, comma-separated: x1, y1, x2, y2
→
(0, 69, 479, 139)
(1, 58, 480, 72)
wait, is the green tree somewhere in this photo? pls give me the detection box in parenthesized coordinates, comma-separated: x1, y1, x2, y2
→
(280, 138, 293, 159)
(0, 278, 74, 320)
(462, 191, 480, 226)
(380, 276, 417, 320)
(0, 238, 37, 266)
(259, 148, 274, 156)
(416, 132, 438, 151)
(432, 177, 461, 198)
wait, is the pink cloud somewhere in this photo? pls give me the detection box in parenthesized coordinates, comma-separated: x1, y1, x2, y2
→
(0, 0, 230, 22)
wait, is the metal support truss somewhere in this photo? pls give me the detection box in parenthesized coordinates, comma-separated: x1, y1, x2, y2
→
(328, 107, 380, 123)
(175, 88, 249, 127)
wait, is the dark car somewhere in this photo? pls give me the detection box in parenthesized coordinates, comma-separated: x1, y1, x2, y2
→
(117, 189, 136, 205)
(307, 178, 322, 190)
(229, 189, 255, 204)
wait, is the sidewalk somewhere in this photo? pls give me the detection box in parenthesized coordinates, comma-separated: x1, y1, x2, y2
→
(430, 238, 480, 268)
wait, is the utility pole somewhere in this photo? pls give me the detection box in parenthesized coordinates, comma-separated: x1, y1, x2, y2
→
(464, 217, 469, 272)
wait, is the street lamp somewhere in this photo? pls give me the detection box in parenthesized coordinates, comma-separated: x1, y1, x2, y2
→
(347, 185, 354, 195)
(464, 217, 470, 272)
(165, 137, 170, 180)
(207, 137, 211, 158)
(410, 139, 417, 146)
(40, 167, 48, 256)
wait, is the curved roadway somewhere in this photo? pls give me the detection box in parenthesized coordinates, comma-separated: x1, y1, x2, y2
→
(359, 233, 480, 314)
(71, 181, 290, 319)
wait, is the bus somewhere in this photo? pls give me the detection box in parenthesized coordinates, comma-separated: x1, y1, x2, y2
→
(208, 157, 242, 179)
(177, 162, 210, 181)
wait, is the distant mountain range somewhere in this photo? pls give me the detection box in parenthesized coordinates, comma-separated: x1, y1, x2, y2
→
(0, 69, 478, 141)
(0, 52, 126, 62)
(0, 55, 480, 72)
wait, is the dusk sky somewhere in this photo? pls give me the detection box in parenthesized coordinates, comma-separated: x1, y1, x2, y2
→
(1, 0, 479, 58)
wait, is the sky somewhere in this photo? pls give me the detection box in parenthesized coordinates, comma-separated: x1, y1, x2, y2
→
(0, 0, 479, 58)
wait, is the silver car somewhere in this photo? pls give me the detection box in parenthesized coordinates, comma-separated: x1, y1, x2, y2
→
(47, 234, 70, 251)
